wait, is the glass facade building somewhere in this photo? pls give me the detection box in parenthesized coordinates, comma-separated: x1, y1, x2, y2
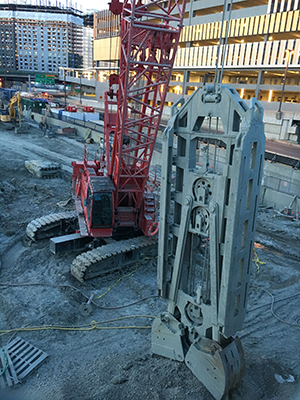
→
(93, 0, 300, 105)
(0, 4, 83, 74)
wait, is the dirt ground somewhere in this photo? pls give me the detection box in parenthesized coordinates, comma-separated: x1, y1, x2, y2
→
(0, 126, 300, 400)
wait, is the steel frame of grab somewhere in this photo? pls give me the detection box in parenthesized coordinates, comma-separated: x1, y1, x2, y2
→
(152, 85, 266, 400)
(108, 0, 186, 228)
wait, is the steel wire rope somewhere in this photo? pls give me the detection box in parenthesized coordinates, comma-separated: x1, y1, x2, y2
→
(0, 256, 160, 337)
(0, 253, 161, 336)
(0, 315, 156, 337)
(0, 256, 159, 311)
(0, 282, 158, 311)
(114, 15, 120, 74)
(214, 0, 226, 87)
(247, 291, 300, 314)
(246, 243, 300, 326)
(109, 11, 113, 117)
(95, 261, 139, 300)
(219, 0, 233, 85)
(214, 0, 233, 87)
(249, 286, 300, 328)
(1, 289, 299, 337)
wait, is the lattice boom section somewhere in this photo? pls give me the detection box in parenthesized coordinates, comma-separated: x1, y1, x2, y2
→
(112, 0, 186, 211)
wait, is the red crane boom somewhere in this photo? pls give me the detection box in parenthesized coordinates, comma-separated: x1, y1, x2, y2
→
(105, 0, 186, 236)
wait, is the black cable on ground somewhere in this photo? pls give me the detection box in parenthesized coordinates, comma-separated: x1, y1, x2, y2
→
(0, 282, 158, 310)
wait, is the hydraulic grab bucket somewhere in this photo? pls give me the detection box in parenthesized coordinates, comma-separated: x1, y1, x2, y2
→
(152, 84, 265, 399)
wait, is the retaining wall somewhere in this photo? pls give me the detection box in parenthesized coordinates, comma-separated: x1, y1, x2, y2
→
(260, 161, 300, 210)
(32, 112, 299, 212)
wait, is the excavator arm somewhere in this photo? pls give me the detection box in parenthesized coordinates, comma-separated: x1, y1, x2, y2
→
(8, 92, 22, 121)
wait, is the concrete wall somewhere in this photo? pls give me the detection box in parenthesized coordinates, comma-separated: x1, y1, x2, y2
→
(67, 79, 300, 142)
(32, 110, 299, 212)
(32, 112, 101, 140)
(260, 161, 300, 210)
(51, 85, 300, 143)
(263, 109, 300, 142)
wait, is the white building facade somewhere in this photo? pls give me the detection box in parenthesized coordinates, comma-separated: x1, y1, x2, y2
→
(82, 26, 93, 69)
(0, 5, 83, 73)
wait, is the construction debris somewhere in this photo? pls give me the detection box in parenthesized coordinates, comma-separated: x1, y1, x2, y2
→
(56, 197, 72, 208)
(57, 127, 76, 136)
(79, 294, 94, 316)
(0, 337, 48, 387)
(278, 195, 300, 220)
(25, 160, 61, 178)
(15, 122, 31, 134)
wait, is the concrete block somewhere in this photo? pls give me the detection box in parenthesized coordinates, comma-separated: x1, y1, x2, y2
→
(265, 132, 281, 140)
(263, 113, 282, 125)
(279, 179, 292, 193)
(62, 111, 84, 120)
(260, 186, 295, 210)
(262, 175, 280, 191)
(263, 161, 300, 182)
(264, 123, 281, 135)
(84, 113, 100, 121)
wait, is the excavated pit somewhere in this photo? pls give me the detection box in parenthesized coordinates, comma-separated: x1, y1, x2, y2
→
(0, 127, 299, 400)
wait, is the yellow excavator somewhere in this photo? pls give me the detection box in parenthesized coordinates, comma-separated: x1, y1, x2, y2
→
(0, 92, 22, 129)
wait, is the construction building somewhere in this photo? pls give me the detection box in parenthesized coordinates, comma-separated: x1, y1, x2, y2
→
(93, 8, 120, 73)
(83, 13, 94, 69)
(92, 0, 300, 105)
(0, 3, 83, 74)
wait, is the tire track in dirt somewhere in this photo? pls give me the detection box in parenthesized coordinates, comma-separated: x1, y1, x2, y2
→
(1, 131, 74, 173)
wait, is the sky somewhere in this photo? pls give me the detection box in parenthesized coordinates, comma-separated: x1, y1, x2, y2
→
(83, 0, 109, 11)
(1, 0, 110, 13)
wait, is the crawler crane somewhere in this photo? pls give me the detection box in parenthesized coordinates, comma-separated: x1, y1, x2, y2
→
(26, 0, 187, 281)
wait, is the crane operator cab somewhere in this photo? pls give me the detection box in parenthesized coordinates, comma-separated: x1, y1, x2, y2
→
(84, 177, 115, 235)
(71, 147, 116, 239)
(82, 176, 115, 238)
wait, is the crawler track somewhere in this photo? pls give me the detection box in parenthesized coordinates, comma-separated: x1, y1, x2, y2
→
(26, 213, 158, 282)
(26, 211, 78, 241)
(71, 236, 158, 282)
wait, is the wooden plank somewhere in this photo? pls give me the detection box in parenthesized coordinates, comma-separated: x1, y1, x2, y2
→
(13, 348, 39, 370)
(4, 351, 19, 386)
(18, 353, 48, 380)
(2, 338, 48, 385)
(0, 350, 11, 387)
